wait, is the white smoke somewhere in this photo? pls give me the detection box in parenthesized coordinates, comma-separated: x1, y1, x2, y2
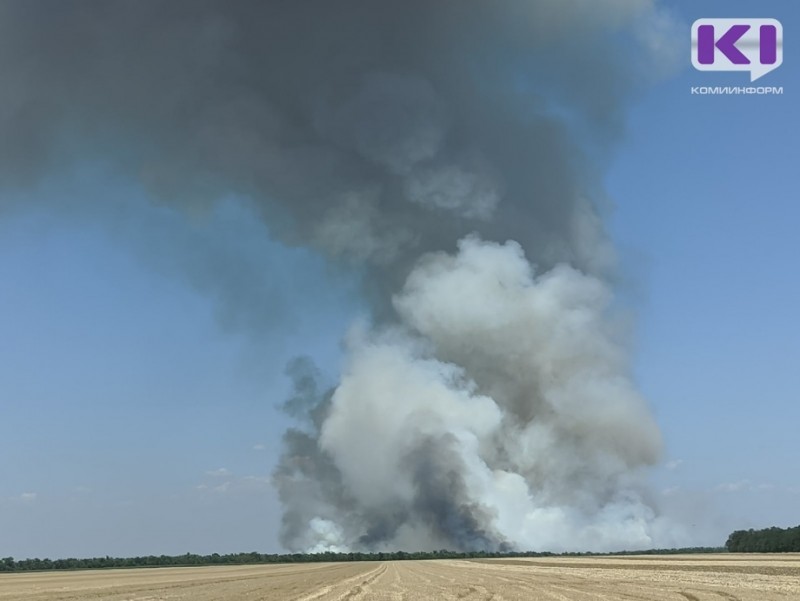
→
(304, 236, 662, 551)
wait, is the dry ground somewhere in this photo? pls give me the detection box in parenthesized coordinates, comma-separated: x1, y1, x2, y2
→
(1, 554, 798, 600)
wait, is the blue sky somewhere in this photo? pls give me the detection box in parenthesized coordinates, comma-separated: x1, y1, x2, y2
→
(607, 0, 799, 540)
(1, 0, 798, 558)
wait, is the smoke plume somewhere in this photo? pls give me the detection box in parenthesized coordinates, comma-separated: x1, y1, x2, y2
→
(0, 1, 682, 551)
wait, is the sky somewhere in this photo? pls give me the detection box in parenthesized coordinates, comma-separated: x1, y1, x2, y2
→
(1, 0, 798, 559)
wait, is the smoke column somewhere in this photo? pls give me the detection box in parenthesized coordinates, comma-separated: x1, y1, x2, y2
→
(0, 1, 682, 551)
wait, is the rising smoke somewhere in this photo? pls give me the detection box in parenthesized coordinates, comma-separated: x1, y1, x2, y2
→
(0, 1, 683, 551)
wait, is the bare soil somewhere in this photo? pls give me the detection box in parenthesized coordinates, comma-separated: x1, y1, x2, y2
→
(1, 553, 798, 600)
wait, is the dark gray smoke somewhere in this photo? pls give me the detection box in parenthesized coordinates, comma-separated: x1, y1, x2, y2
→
(0, 1, 684, 551)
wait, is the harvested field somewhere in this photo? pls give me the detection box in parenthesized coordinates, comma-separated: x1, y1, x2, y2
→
(1, 554, 798, 600)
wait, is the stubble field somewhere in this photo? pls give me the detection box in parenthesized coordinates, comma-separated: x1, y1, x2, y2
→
(1, 554, 798, 600)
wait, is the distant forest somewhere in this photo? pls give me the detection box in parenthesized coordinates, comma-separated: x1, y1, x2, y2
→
(725, 525, 800, 553)
(0, 547, 723, 572)
(4, 526, 798, 573)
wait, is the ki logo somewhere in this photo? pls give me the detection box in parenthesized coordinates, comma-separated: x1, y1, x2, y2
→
(691, 19, 783, 81)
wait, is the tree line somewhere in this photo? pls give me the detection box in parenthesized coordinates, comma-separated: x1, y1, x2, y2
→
(725, 525, 800, 552)
(0, 550, 534, 572)
(0, 547, 724, 573)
